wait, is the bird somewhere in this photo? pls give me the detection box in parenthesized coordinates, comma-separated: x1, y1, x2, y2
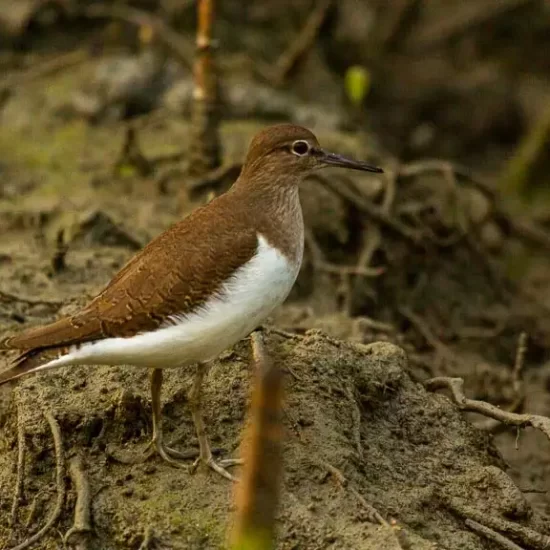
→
(0, 124, 383, 480)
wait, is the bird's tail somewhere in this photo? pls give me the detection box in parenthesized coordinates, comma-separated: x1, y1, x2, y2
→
(0, 315, 90, 385)
(0, 347, 69, 385)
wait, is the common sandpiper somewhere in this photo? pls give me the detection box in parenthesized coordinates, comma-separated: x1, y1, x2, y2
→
(0, 124, 383, 480)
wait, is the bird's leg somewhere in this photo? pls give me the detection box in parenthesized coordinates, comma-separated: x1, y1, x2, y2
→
(148, 368, 198, 465)
(189, 362, 243, 481)
(107, 368, 197, 465)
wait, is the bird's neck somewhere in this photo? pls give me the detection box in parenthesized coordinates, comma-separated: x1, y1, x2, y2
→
(231, 173, 304, 267)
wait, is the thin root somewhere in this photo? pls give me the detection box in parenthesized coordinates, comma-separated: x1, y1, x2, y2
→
(478, 332, 528, 432)
(443, 496, 550, 550)
(64, 455, 92, 550)
(425, 376, 550, 443)
(313, 459, 402, 547)
(8, 410, 65, 550)
(315, 174, 423, 245)
(9, 399, 26, 528)
(305, 227, 384, 279)
(465, 519, 524, 550)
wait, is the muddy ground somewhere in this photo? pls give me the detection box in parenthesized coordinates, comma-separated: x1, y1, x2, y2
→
(1, 1, 550, 549)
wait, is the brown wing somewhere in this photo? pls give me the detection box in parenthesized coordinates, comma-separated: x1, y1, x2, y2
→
(1, 195, 259, 353)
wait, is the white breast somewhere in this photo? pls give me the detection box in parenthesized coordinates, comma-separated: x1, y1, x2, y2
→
(43, 234, 301, 371)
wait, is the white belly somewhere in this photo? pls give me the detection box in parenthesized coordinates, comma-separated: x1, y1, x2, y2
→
(45, 234, 301, 370)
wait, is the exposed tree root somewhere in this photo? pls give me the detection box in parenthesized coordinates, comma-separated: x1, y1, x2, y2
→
(425, 376, 550, 443)
(8, 410, 65, 550)
(9, 398, 26, 528)
(313, 458, 403, 549)
(442, 495, 550, 550)
(64, 455, 92, 550)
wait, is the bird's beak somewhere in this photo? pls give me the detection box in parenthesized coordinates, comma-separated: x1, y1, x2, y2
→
(315, 148, 383, 173)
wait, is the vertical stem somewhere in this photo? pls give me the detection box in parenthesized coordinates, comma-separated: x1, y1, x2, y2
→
(188, 0, 221, 177)
(230, 333, 283, 550)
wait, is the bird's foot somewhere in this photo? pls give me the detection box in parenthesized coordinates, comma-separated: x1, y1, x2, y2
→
(153, 437, 199, 468)
(107, 438, 199, 465)
(190, 454, 243, 481)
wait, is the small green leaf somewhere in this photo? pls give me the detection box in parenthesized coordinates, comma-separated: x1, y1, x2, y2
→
(117, 163, 137, 178)
(344, 66, 371, 106)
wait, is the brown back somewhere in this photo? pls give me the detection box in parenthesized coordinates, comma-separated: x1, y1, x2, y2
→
(1, 191, 259, 352)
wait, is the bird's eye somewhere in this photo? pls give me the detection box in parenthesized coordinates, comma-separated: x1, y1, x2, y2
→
(291, 140, 310, 156)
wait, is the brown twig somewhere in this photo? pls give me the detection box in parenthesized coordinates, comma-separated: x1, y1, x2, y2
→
(344, 385, 363, 460)
(425, 377, 550, 443)
(24, 491, 42, 531)
(352, 316, 396, 334)
(346, 223, 382, 315)
(230, 332, 283, 549)
(313, 459, 402, 547)
(9, 399, 26, 528)
(398, 159, 496, 201)
(511, 332, 528, 400)
(478, 332, 528, 432)
(398, 159, 550, 253)
(465, 519, 524, 550)
(8, 410, 65, 550)
(305, 227, 384, 278)
(315, 175, 423, 245)
(442, 496, 550, 550)
(271, 0, 333, 86)
(64, 455, 92, 550)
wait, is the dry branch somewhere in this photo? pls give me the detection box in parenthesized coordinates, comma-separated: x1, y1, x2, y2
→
(271, 0, 333, 86)
(397, 159, 496, 201)
(478, 332, 528, 432)
(315, 175, 423, 245)
(425, 376, 550, 443)
(305, 228, 384, 279)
